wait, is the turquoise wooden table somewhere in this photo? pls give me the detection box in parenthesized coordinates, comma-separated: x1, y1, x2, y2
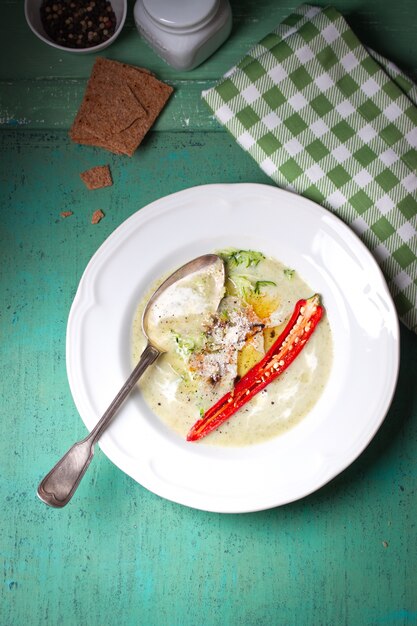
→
(2, 0, 417, 624)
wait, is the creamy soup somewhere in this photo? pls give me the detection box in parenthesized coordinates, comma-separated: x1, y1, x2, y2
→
(132, 249, 333, 447)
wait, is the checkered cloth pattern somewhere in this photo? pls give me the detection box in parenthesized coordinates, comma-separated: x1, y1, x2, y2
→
(202, 4, 417, 332)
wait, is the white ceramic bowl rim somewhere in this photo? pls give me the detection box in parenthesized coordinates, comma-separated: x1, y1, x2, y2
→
(24, 0, 127, 54)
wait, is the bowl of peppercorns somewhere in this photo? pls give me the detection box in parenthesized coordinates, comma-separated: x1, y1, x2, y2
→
(25, 0, 127, 53)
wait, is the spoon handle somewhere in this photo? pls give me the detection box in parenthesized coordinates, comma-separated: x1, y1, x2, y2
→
(37, 343, 160, 508)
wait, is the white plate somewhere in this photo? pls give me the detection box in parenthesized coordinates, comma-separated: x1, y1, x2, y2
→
(67, 183, 400, 513)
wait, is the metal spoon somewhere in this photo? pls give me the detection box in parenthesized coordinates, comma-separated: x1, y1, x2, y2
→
(37, 254, 224, 507)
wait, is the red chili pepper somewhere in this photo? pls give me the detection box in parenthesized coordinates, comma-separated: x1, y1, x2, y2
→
(187, 294, 323, 442)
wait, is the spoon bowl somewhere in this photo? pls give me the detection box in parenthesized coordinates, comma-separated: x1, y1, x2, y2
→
(142, 253, 225, 351)
(37, 254, 224, 507)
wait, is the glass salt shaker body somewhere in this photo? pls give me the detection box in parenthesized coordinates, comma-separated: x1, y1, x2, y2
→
(134, 0, 233, 71)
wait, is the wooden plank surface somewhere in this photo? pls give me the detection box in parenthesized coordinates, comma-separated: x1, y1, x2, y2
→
(1, 0, 417, 624)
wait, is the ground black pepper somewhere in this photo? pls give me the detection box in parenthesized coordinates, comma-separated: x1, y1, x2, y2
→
(40, 0, 116, 49)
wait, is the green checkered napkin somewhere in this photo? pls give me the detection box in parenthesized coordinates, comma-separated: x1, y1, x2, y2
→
(202, 4, 417, 332)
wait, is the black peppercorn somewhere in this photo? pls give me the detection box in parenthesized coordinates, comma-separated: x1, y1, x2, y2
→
(40, 0, 116, 48)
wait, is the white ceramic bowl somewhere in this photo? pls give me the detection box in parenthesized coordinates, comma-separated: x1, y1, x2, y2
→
(24, 0, 127, 53)
(67, 184, 399, 512)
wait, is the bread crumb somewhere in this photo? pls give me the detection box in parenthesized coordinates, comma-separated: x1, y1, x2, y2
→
(80, 165, 113, 190)
(60, 211, 73, 218)
(91, 209, 105, 224)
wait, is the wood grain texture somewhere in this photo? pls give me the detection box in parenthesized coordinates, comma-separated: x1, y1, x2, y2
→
(1, 0, 417, 624)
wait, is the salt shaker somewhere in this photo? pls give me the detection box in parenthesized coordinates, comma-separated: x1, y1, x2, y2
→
(134, 0, 232, 71)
